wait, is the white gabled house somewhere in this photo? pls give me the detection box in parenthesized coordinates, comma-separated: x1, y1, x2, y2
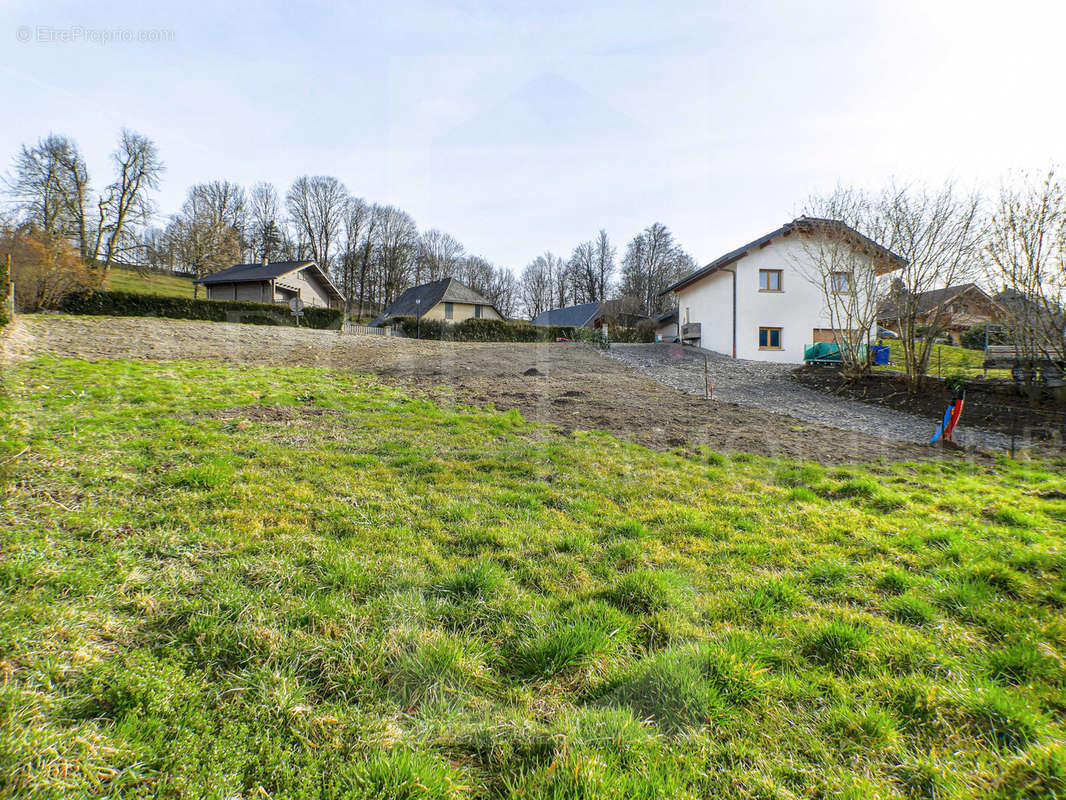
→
(661, 217, 906, 363)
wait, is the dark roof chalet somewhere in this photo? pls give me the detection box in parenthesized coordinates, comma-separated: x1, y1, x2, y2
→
(371, 278, 500, 325)
(530, 302, 601, 328)
(195, 260, 344, 301)
(530, 298, 651, 328)
(877, 283, 999, 320)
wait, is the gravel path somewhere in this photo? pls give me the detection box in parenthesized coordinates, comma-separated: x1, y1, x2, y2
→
(604, 344, 1012, 451)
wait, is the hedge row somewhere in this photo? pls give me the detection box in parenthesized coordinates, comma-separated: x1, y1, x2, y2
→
(610, 326, 652, 344)
(391, 316, 656, 344)
(59, 290, 344, 330)
(392, 316, 576, 342)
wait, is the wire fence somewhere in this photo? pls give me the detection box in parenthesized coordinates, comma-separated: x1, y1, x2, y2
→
(999, 404, 1066, 457)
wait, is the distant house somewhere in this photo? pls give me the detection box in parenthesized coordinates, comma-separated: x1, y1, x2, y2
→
(661, 217, 905, 363)
(878, 283, 1004, 345)
(649, 308, 678, 341)
(531, 301, 600, 328)
(196, 260, 344, 309)
(531, 298, 647, 330)
(371, 278, 503, 326)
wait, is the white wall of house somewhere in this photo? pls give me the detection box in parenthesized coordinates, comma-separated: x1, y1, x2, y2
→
(674, 232, 879, 363)
(654, 319, 679, 341)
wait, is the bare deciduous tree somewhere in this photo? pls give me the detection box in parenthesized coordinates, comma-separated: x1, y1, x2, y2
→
(88, 129, 164, 276)
(986, 168, 1066, 364)
(519, 256, 554, 319)
(165, 183, 244, 296)
(484, 267, 519, 318)
(2, 223, 94, 311)
(372, 205, 418, 305)
(5, 134, 90, 254)
(456, 254, 494, 295)
(593, 229, 615, 301)
(520, 251, 567, 317)
(286, 175, 348, 271)
(792, 197, 895, 378)
(248, 182, 285, 262)
(620, 222, 694, 315)
(417, 229, 465, 283)
(337, 197, 373, 317)
(876, 181, 982, 392)
(567, 240, 597, 304)
(351, 204, 381, 318)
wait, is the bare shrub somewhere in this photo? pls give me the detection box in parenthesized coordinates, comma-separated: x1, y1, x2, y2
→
(1, 225, 95, 311)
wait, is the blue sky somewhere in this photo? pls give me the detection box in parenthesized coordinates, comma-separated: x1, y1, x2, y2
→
(2, 0, 1064, 269)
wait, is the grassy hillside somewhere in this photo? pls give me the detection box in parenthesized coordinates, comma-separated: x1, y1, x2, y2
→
(1, 357, 1064, 798)
(876, 341, 1010, 380)
(104, 267, 195, 299)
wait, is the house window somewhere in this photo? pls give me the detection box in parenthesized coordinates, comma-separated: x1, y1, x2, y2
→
(445, 302, 454, 320)
(474, 304, 482, 319)
(830, 271, 853, 293)
(759, 269, 783, 292)
(759, 327, 782, 350)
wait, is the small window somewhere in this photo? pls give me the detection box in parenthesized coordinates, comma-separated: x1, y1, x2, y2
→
(830, 271, 852, 293)
(474, 304, 482, 319)
(759, 327, 782, 350)
(444, 302, 454, 320)
(759, 269, 783, 292)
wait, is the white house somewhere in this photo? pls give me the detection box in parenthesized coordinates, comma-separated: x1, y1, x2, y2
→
(662, 217, 905, 363)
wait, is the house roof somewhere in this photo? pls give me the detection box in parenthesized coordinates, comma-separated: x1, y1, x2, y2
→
(877, 283, 998, 320)
(530, 301, 601, 328)
(197, 260, 313, 284)
(653, 308, 678, 325)
(196, 260, 345, 301)
(371, 278, 500, 324)
(660, 217, 907, 296)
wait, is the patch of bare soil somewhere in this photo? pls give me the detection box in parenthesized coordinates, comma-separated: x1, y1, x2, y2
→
(793, 367, 1066, 445)
(5, 315, 974, 464)
(205, 405, 339, 422)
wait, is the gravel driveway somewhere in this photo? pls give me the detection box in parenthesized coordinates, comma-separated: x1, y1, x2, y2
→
(604, 344, 1012, 451)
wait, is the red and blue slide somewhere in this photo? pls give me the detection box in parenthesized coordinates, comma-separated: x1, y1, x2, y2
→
(931, 390, 965, 443)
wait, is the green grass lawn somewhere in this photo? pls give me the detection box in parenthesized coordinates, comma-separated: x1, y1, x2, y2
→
(103, 267, 195, 299)
(1, 357, 1064, 798)
(876, 341, 1011, 380)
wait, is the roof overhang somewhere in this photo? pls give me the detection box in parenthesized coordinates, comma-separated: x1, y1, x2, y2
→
(660, 218, 906, 296)
(281, 262, 345, 303)
(198, 261, 345, 303)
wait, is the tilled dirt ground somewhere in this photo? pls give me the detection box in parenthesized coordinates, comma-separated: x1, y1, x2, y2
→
(2, 315, 974, 464)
